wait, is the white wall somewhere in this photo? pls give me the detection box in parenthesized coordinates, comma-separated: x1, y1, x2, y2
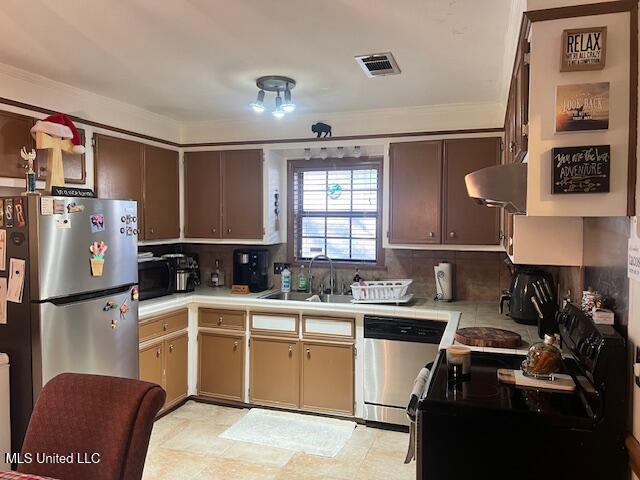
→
(527, 11, 631, 216)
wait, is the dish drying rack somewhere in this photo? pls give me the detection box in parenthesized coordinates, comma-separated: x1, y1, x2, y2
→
(351, 279, 413, 304)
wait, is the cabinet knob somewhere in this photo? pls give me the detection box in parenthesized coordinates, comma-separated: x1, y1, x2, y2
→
(150, 228, 155, 234)
(233, 341, 239, 350)
(227, 228, 232, 234)
(306, 347, 311, 357)
(509, 141, 516, 153)
(449, 232, 455, 238)
(428, 232, 434, 238)
(163, 322, 168, 331)
(217, 316, 223, 326)
(155, 348, 161, 358)
(288, 345, 293, 355)
(211, 227, 216, 233)
(169, 344, 174, 353)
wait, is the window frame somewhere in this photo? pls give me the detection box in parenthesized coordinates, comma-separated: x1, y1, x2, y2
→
(287, 156, 385, 268)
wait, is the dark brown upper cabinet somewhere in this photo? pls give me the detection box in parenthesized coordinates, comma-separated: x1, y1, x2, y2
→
(95, 134, 181, 242)
(443, 137, 500, 245)
(184, 149, 263, 240)
(222, 149, 263, 240)
(94, 134, 144, 241)
(143, 145, 180, 240)
(36, 128, 86, 184)
(389, 141, 442, 244)
(504, 41, 529, 164)
(184, 151, 222, 238)
(0, 110, 34, 178)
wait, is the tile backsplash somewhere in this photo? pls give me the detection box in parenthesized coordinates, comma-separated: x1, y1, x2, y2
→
(146, 243, 514, 302)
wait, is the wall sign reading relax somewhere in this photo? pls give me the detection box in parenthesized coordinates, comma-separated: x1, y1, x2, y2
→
(561, 26, 607, 72)
(552, 145, 610, 194)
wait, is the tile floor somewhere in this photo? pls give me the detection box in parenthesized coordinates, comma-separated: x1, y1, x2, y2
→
(143, 401, 415, 480)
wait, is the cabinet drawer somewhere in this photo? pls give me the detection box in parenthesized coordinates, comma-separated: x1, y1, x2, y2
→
(302, 316, 354, 340)
(250, 313, 299, 336)
(139, 309, 188, 342)
(199, 308, 246, 330)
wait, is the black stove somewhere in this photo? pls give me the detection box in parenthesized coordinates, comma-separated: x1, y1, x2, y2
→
(416, 303, 626, 480)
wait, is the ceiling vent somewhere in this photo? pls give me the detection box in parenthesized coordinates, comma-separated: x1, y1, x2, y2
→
(355, 52, 401, 78)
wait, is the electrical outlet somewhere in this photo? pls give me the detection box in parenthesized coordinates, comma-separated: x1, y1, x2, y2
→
(273, 262, 290, 275)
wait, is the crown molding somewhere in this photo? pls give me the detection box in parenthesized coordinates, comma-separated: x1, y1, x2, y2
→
(0, 62, 181, 142)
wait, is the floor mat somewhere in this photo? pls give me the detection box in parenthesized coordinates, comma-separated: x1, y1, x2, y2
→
(219, 408, 357, 457)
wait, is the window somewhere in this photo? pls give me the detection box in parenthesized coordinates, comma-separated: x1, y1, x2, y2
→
(288, 157, 383, 265)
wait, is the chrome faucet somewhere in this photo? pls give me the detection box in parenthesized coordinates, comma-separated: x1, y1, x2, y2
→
(308, 254, 335, 295)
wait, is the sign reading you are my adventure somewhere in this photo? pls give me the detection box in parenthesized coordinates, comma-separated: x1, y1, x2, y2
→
(552, 145, 610, 194)
(561, 26, 607, 71)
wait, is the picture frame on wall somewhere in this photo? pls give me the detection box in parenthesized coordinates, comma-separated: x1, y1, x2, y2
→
(560, 26, 607, 72)
(555, 82, 609, 133)
(551, 145, 610, 194)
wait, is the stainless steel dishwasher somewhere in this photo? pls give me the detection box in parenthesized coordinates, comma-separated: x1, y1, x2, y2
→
(363, 315, 445, 426)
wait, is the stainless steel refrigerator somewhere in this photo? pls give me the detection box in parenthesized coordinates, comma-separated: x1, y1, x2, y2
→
(0, 196, 139, 453)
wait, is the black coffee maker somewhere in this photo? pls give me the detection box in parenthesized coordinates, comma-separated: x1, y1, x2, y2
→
(500, 266, 556, 326)
(233, 249, 269, 292)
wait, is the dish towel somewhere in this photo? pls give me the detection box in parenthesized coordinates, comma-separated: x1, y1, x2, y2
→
(404, 366, 431, 464)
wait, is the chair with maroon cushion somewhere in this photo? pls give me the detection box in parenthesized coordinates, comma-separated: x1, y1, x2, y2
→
(17, 373, 165, 480)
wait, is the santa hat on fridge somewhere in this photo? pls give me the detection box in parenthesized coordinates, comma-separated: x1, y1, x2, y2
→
(30, 113, 85, 154)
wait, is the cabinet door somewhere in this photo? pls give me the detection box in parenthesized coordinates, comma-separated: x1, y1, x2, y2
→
(184, 151, 221, 238)
(198, 332, 244, 401)
(443, 138, 500, 245)
(94, 134, 144, 237)
(0, 110, 34, 178)
(301, 342, 354, 415)
(250, 337, 299, 408)
(36, 129, 86, 184)
(222, 149, 263, 239)
(389, 141, 442, 244)
(164, 333, 188, 407)
(139, 342, 164, 388)
(514, 42, 530, 161)
(143, 145, 179, 239)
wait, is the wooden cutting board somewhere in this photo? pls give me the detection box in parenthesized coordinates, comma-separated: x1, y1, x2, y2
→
(497, 369, 575, 392)
(455, 327, 522, 348)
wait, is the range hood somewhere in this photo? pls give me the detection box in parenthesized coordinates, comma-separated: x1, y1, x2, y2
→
(465, 162, 527, 214)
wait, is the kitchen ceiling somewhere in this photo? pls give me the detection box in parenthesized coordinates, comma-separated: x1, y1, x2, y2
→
(0, 0, 514, 122)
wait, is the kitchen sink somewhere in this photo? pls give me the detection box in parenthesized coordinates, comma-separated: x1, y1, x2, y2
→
(259, 291, 354, 304)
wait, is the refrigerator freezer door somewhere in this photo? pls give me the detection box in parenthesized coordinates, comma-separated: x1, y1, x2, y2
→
(37, 286, 139, 387)
(33, 197, 138, 300)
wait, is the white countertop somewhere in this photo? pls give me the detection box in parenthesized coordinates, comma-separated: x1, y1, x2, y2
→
(138, 287, 538, 355)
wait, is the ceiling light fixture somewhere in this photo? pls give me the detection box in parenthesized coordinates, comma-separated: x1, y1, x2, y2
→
(250, 89, 265, 113)
(283, 86, 296, 113)
(272, 92, 285, 118)
(251, 76, 297, 117)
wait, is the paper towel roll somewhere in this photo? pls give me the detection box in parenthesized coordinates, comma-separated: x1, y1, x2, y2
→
(434, 262, 453, 301)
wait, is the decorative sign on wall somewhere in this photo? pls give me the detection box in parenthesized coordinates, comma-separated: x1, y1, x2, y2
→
(552, 145, 610, 194)
(556, 82, 609, 132)
(561, 26, 607, 72)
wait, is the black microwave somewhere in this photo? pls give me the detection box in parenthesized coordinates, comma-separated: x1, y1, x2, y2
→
(138, 257, 172, 301)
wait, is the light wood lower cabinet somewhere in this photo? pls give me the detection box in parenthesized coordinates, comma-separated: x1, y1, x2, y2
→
(198, 331, 245, 401)
(164, 334, 189, 407)
(139, 341, 164, 388)
(250, 337, 299, 408)
(139, 332, 188, 411)
(301, 341, 354, 415)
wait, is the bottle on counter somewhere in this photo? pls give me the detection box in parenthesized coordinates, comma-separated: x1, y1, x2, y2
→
(281, 266, 291, 293)
(211, 259, 225, 287)
(353, 268, 363, 284)
(297, 265, 309, 292)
